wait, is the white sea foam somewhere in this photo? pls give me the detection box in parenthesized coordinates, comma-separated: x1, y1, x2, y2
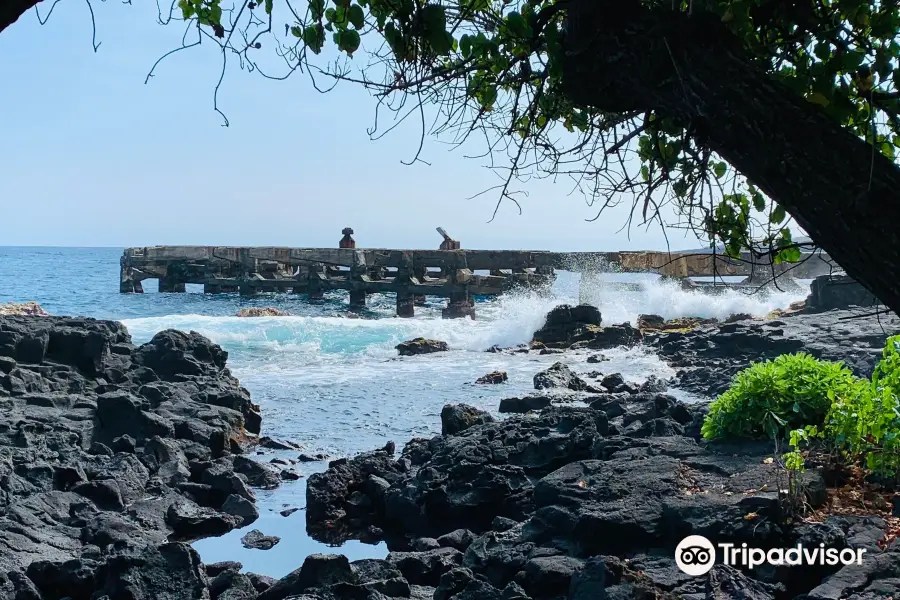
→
(121, 272, 807, 360)
(579, 274, 808, 324)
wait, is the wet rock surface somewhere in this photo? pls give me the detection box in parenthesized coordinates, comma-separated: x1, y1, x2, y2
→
(475, 371, 508, 385)
(531, 304, 642, 350)
(0, 315, 273, 599)
(241, 529, 281, 550)
(648, 309, 900, 397)
(532, 362, 599, 392)
(236, 307, 290, 317)
(396, 338, 450, 356)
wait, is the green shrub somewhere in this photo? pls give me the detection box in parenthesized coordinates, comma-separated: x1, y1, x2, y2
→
(826, 335, 900, 477)
(701, 353, 863, 441)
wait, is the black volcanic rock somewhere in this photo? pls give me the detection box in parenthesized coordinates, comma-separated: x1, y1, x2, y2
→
(648, 309, 900, 397)
(0, 315, 276, 600)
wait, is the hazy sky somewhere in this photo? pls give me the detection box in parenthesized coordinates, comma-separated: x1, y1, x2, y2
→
(0, 2, 702, 251)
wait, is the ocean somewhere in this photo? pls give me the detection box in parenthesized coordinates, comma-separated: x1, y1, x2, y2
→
(0, 246, 810, 577)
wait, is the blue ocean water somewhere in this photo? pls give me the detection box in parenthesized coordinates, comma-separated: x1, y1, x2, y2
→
(0, 246, 809, 577)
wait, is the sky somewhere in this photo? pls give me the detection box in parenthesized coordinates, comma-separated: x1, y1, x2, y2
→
(0, 1, 703, 251)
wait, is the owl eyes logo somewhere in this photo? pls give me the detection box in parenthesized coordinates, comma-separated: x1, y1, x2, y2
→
(675, 535, 867, 575)
(675, 535, 716, 576)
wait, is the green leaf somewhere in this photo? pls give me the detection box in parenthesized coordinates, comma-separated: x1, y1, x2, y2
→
(460, 34, 472, 58)
(770, 204, 786, 224)
(333, 28, 361, 54)
(432, 31, 453, 55)
(814, 42, 832, 61)
(179, 0, 195, 18)
(290, 25, 302, 37)
(421, 4, 447, 35)
(505, 11, 528, 37)
(842, 50, 865, 71)
(348, 4, 364, 29)
(751, 190, 766, 212)
(713, 161, 727, 179)
(463, 0, 490, 11)
(310, 0, 325, 20)
(807, 92, 830, 106)
(570, 111, 588, 131)
(333, 5, 347, 28)
(303, 24, 325, 53)
(265, 0, 273, 14)
(776, 246, 802, 263)
(325, 7, 336, 21)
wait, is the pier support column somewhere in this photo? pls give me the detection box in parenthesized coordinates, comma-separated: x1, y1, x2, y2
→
(159, 277, 186, 293)
(348, 249, 368, 309)
(119, 261, 144, 293)
(308, 263, 326, 301)
(204, 284, 221, 294)
(397, 292, 415, 317)
(120, 279, 143, 293)
(349, 290, 366, 308)
(413, 266, 427, 305)
(395, 252, 415, 317)
(443, 291, 475, 319)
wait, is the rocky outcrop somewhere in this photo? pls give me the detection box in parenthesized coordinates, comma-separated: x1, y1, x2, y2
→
(531, 304, 643, 350)
(236, 307, 290, 317)
(648, 310, 900, 397)
(440, 404, 494, 436)
(0, 301, 49, 316)
(299, 389, 900, 600)
(532, 362, 597, 392)
(396, 338, 450, 356)
(241, 529, 281, 550)
(305, 447, 405, 543)
(475, 371, 508, 384)
(530, 304, 599, 348)
(805, 273, 881, 312)
(636, 313, 718, 332)
(0, 315, 280, 599)
(498, 394, 554, 414)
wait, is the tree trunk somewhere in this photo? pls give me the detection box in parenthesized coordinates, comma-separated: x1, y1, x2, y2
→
(562, 0, 900, 315)
(2, 0, 41, 34)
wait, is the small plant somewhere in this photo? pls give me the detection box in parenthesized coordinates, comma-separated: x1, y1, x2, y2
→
(826, 336, 900, 478)
(776, 426, 821, 517)
(701, 353, 862, 441)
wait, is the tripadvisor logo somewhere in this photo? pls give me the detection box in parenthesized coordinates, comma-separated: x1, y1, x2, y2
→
(674, 535, 866, 576)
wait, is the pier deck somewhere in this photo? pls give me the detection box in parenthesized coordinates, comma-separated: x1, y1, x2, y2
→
(119, 239, 834, 318)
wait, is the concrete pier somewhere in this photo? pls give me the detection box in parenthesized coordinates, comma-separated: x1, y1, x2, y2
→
(119, 231, 835, 318)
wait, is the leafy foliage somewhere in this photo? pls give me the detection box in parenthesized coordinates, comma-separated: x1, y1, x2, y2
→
(827, 335, 900, 476)
(705, 338, 900, 478)
(701, 353, 862, 441)
(151, 0, 900, 261)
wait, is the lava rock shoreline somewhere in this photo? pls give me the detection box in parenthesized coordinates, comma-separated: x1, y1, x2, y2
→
(4, 302, 900, 600)
(0, 315, 292, 599)
(301, 305, 900, 600)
